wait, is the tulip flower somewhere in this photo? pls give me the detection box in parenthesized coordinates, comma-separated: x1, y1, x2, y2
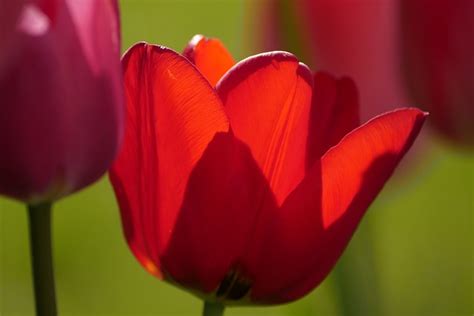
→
(401, 0, 474, 146)
(0, 0, 123, 203)
(0, 1, 123, 315)
(111, 36, 425, 315)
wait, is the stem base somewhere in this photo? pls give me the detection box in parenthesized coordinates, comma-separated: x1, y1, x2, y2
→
(28, 203, 57, 316)
(203, 301, 225, 316)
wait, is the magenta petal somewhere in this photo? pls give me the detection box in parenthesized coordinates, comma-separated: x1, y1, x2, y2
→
(0, 0, 123, 202)
(0, 0, 26, 68)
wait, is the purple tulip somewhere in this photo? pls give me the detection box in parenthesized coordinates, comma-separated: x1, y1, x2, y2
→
(0, 0, 123, 203)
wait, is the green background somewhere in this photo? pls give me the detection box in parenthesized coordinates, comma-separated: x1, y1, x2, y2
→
(1, 0, 473, 315)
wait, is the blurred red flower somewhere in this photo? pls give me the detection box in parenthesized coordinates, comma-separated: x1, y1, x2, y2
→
(255, 0, 408, 123)
(110, 36, 425, 304)
(401, 0, 474, 146)
(0, 0, 123, 203)
(256, 0, 473, 146)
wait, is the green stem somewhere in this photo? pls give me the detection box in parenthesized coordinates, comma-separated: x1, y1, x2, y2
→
(202, 301, 225, 316)
(332, 220, 380, 315)
(28, 202, 57, 316)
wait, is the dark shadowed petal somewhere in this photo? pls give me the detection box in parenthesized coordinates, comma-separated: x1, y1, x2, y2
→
(306, 72, 360, 167)
(110, 43, 229, 278)
(250, 108, 426, 303)
(183, 34, 235, 87)
(162, 133, 277, 294)
(217, 52, 313, 205)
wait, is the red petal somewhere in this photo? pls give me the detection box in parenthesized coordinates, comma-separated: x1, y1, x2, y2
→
(110, 43, 229, 278)
(217, 52, 313, 205)
(250, 108, 427, 303)
(183, 34, 235, 87)
(307, 72, 360, 167)
(162, 133, 277, 293)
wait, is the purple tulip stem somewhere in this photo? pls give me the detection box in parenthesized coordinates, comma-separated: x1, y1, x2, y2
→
(202, 301, 225, 316)
(28, 202, 57, 316)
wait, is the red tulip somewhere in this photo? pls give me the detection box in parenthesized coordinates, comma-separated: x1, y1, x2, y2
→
(401, 0, 474, 146)
(110, 37, 425, 304)
(255, 0, 409, 122)
(0, 0, 123, 203)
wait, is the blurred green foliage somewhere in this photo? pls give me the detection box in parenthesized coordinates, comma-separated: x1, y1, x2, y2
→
(1, 0, 473, 315)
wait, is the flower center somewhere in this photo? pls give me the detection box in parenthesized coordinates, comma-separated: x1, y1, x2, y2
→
(216, 269, 252, 301)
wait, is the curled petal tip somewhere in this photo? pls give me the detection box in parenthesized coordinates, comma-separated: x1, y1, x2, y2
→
(297, 62, 313, 86)
(183, 34, 235, 86)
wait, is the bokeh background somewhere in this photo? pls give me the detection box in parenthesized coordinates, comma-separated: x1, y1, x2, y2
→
(1, 0, 472, 315)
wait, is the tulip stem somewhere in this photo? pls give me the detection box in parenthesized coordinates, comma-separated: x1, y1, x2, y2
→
(203, 301, 225, 316)
(28, 202, 57, 316)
